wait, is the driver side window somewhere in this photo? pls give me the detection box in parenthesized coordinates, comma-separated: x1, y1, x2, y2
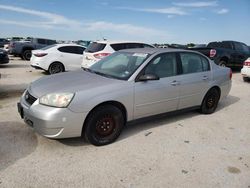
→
(144, 53, 177, 78)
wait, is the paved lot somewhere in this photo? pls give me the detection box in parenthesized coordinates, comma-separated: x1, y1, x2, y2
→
(0, 57, 250, 188)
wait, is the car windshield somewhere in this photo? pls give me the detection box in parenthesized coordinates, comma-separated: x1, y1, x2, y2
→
(85, 52, 150, 80)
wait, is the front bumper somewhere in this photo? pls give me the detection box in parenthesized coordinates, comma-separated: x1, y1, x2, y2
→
(17, 92, 88, 139)
(0, 58, 9, 64)
(0, 55, 9, 64)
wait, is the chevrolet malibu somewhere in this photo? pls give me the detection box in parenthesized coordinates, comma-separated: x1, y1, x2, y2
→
(18, 48, 232, 146)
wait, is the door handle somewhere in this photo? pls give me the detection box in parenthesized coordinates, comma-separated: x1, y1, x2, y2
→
(171, 80, 180, 86)
(202, 76, 208, 80)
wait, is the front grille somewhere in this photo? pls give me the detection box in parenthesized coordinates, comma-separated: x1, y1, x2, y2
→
(25, 91, 37, 105)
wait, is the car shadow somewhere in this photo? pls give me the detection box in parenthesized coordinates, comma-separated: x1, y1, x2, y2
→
(58, 137, 88, 147)
(0, 121, 38, 171)
(0, 64, 29, 69)
(0, 85, 26, 100)
(119, 94, 239, 142)
(231, 67, 242, 73)
(58, 94, 239, 147)
(216, 95, 240, 112)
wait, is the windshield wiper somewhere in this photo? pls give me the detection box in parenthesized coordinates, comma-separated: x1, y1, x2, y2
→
(82, 67, 117, 79)
(92, 71, 115, 78)
(82, 67, 94, 73)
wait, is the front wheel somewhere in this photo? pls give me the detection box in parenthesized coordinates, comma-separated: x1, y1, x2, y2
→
(200, 88, 220, 114)
(84, 105, 125, 146)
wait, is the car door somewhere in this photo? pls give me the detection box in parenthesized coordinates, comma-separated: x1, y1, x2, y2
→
(134, 53, 180, 119)
(177, 52, 212, 109)
(58, 46, 85, 70)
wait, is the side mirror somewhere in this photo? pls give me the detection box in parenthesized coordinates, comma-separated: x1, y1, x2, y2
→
(138, 74, 159, 81)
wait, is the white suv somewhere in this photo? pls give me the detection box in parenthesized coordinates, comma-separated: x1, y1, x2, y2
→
(81, 40, 155, 68)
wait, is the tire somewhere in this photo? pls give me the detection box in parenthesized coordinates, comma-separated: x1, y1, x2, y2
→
(22, 50, 32, 61)
(218, 61, 226, 67)
(84, 105, 125, 146)
(200, 88, 220, 114)
(243, 77, 249, 82)
(48, 62, 64, 74)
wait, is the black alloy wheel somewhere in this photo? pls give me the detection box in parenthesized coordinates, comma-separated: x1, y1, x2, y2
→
(200, 88, 220, 114)
(84, 105, 125, 146)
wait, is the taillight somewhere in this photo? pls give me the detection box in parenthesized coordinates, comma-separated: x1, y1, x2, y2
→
(244, 61, 250, 66)
(34, 53, 47, 57)
(229, 68, 232, 80)
(94, 53, 111, 59)
(209, 49, 216, 58)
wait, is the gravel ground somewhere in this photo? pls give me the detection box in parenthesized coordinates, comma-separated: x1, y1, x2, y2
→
(0, 57, 250, 188)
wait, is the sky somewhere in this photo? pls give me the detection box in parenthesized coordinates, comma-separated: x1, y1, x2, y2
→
(0, 0, 250, 45)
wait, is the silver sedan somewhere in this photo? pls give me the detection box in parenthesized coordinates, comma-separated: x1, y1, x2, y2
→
(18, 48, 232, 146)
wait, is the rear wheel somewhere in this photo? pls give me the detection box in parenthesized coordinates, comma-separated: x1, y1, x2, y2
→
(22, 50, 32, 60)
(243, 77, 249, 82)
(84, 105, 124, 146)
(48, 62, 64, 74)
(200, 88, 220, 114)
(219, 60, 226, 67)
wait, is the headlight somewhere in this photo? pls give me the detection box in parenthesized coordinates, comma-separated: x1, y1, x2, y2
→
(39, 93, 74, 108)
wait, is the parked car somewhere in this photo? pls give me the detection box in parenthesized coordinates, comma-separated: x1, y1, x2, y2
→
(241, 57, 250, 82)
(0, 38, 9, 48)
(30, 44, 86, 74)
(81, 40, 155, 68)
(0, 49, 9, 64)
(189, 41, 250, 68)
(18, 48, 232, 146)
(9, 38, 57, 60)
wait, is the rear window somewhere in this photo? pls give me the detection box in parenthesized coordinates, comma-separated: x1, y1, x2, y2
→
(207, 42, 233, 49)
(111, 43, 154, 51)
(47, 40, 57, 45)
(58, 46, 85, 54)
(41, 44, 57, 50)
(110, 43, 125, 51)
(85, 42, 106, 53)
(37, 39, 46, 44)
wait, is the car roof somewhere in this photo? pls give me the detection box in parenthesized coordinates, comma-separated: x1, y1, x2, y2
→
(93, 40, 152, 45)
(55, 43, 85, 47)
(119, 48, 193, 55)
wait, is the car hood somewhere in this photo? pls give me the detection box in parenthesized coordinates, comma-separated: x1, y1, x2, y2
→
(29, 70, 124, 98)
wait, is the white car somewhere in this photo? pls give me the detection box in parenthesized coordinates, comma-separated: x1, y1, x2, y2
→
(81, 40, 155, 68)
(241, 57, 250, 81)
(31, 44, 86, 74)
